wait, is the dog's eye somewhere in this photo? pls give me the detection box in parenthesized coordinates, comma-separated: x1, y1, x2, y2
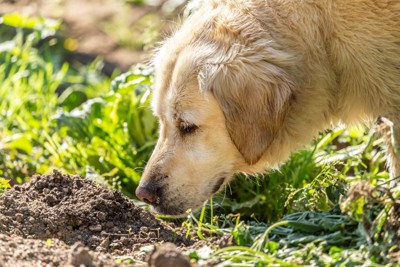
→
(179, 123, 198, 135)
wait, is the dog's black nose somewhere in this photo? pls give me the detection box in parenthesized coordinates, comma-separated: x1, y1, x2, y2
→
(136, 185, 158, 204)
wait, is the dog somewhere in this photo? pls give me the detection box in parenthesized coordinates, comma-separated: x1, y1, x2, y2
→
(135, 0, 400, 215)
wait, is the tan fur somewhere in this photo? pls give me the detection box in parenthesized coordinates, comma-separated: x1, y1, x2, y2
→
(138, 0, 400, 215)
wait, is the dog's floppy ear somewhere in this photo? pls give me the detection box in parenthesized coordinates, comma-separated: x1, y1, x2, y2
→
(199, 48, 294, 164)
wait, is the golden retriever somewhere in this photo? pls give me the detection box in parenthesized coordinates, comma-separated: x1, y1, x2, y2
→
(135, 0, 400, 215)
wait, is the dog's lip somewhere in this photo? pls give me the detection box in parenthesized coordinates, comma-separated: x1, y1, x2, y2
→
(151, 204, 187, 216)
(211, 177, 226, 194)
(148, 176, 229, 215)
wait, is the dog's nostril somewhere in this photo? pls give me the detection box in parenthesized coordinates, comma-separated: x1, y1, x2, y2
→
(135, 186, 158, 204)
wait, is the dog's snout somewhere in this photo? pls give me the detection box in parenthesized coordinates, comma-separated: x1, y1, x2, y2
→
(136, 185, 158, 204)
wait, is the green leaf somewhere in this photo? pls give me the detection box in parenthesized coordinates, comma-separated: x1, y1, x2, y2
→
(265, 241, 279, 253)
(0, 177, 11, 190)
(59, 87, 88, 111)
(1, 13, 60, 31)
(2, 133, 33, 154)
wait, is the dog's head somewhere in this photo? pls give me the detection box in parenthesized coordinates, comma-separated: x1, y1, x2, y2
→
(136, 2, 297, 215)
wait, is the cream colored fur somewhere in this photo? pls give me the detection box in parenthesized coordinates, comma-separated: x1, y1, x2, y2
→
(138, 0, 400, 215)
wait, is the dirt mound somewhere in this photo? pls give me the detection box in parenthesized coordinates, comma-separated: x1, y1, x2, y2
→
(0, 170, 191, 265)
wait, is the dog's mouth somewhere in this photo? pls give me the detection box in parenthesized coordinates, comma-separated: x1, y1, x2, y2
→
(149, 176, 228, 216)
(152, 204, 187, 216)
(211, 177, 226, 194)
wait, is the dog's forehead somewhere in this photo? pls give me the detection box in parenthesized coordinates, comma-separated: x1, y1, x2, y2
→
(152, 76, 215, 126)
(162, 81, 208, 123)
(152, 78, 198, 121)
(152, 45, 206, 117)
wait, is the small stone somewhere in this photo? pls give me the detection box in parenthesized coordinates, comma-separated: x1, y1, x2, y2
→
(89, 224, 102, 232)
(68, 242, 93, 267)
(36, 181, 45, 189)
(4, 197, 14, 207)
(140, 226, 149, 233)
(121, 237, 129, 245)
(89, 236, 100, 242)
(45, 194, 57, 203)
(149, 232, 157, 239)
(1, 216, 9, 224)
(14, 185, 22, 191)
(110, 241, 122, 249)
(96, 212, 106, 221)
(15, 213, 24, 223)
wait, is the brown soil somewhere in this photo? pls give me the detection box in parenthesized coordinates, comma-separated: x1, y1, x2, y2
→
(0, 170, 194, 266)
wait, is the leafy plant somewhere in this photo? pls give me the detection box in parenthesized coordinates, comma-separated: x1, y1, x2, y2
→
(0, 14, 66, 182)
(0, 14, 116, 183)
(0, 14, 154, 195)
(53, 66, 158, 196)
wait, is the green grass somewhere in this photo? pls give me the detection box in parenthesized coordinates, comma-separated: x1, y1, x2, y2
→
(0, 13, 398, 266)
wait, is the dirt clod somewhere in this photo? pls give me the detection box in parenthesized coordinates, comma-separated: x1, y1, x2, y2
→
(148, 243, 192, 267)
(68, 242, 94, 267)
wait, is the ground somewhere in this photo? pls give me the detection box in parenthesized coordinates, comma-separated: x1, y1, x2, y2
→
(0, 170, 228, 266)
